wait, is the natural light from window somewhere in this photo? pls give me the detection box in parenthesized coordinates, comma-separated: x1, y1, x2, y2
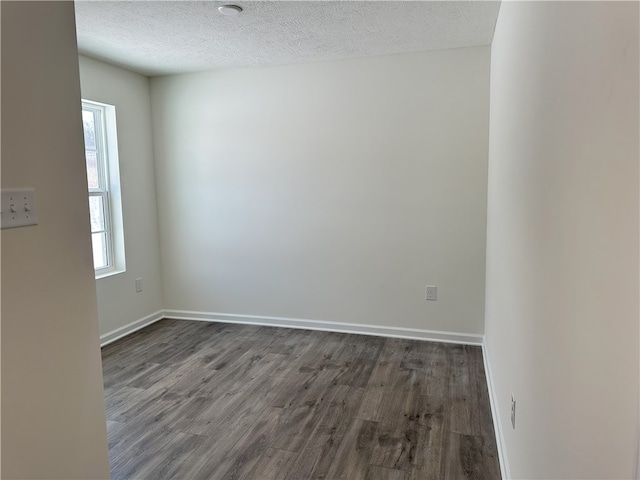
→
(82, 100, 125, 276)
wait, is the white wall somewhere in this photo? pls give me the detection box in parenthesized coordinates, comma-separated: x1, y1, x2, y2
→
(151, 47, 490, 334)
(485, 2, 639, 478)
(1, 2, 110, 478)
(78, 55, 164, 337)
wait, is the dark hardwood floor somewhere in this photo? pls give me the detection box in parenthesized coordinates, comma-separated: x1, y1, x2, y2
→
(102, 319, 500, 479)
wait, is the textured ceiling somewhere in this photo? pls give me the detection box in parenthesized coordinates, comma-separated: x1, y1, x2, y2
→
(75, 1, 501, 77)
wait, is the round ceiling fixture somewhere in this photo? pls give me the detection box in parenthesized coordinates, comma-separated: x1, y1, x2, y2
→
(218, 4, 243, 16)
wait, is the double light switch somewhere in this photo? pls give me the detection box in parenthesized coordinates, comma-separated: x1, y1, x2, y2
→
(1, 189, 38, 229)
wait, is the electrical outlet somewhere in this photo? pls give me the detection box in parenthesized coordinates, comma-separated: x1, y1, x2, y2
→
(135, 278, 143, 293)
(425, 285, 437, 301)
(510, 394, 516, 429)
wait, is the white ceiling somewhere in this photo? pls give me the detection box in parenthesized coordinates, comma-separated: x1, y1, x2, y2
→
(75, 1, 501, 77)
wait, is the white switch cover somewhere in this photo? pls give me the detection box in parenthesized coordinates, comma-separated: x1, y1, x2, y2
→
(1, 189, 38, 229)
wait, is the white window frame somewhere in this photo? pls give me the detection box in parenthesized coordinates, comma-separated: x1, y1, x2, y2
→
(82, 99, 126, 278)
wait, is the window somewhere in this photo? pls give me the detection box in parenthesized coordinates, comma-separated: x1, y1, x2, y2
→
(82, 100, 125, 277)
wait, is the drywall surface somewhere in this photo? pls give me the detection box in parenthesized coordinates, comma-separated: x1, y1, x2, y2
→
(485, 2, 639, 478)
(1, 2, 110, 478)
(79, 55, 164, 336)
(151, 47, 490, 334)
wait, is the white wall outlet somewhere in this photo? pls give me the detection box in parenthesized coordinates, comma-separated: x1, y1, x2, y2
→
(1, 188, 38, 229)
(135, 278, 143, 293)
(510, 394, 516, 429)
(425, 285, 437, 301)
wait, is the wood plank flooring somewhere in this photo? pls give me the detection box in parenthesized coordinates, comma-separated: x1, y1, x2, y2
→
(102, 319, 501, 479)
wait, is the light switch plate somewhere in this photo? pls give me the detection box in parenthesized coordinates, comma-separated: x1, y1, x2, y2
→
(1, 189, 38, 229)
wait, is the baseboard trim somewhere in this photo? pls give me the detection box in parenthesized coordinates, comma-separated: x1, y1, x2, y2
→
(100, 310, 164, 347)
(162, 309, 483, 345)
(482, 339, 510, 480)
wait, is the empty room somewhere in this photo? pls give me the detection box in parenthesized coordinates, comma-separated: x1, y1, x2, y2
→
(1, 1, 638, 479)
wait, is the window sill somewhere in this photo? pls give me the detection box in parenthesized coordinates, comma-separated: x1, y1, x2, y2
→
(95, 267, 126, 280)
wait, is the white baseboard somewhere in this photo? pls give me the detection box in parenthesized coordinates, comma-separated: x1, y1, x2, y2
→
(162, 309, 484, 346)
(100, 310, 164, 347)
(482, 338, 510, 480)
